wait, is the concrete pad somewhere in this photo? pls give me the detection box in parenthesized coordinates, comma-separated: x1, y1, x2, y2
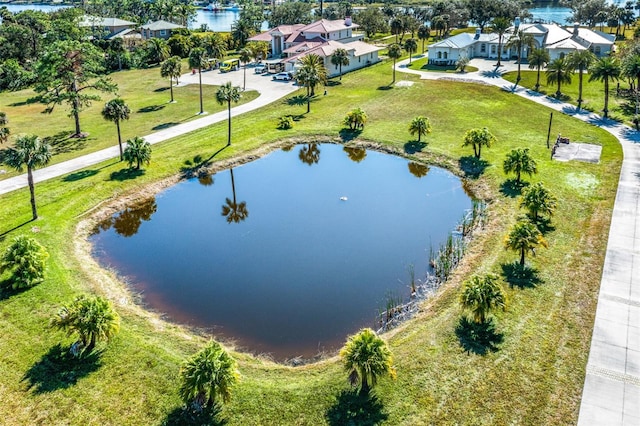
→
(582, 374, 625, 411)
(579, 403, 623, 426)
(592, 318, 631, 348)
(553, 142, 602, 163)
(395, 80, 414, 87)
(600, 278, 632, 299)
(626, 348, 640, 376)
(594, 298, 630, 325)
(623, 383, 640, 418)
(589, 341, 628, 374)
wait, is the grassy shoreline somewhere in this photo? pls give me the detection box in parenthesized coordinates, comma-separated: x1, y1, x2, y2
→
(0, 61, 621, 424)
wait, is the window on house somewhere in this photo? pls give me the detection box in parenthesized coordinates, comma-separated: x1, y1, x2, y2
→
(444, 52, 448, 59)
(560, 52, 565, 59)
(438, 51, 442, 59)
(481, 44, 486, 53)
(595, 46, 601, 55)
(491, 45, 496, 54)
(160, 30, 166, 36)
(359, 57, 361, 62)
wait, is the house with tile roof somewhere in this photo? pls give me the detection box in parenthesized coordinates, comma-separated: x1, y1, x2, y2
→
(428, 23, 615, 65)
(248, 18, 383, 77)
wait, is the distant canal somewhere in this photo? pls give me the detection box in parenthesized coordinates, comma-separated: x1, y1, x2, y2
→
(90, 144, 473, 360)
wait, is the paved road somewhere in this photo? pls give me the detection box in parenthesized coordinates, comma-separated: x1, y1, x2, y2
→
(396, 57, 640, 426)
(0, 65, 298, 195)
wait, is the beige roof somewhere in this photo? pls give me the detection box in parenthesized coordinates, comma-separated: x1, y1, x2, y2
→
(247, 24, 305, 42)
(283, 41, 325, 54)
(286, 39, 381, 62)
(140, 20, 184, 31)
(81, 15, 136, 28)
(297, 19, 359, 34)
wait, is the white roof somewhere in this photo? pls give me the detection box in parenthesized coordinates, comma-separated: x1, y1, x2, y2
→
(298, 19, 359, 33)
(576, 28, 615, 45)
(429, 32, 497, 49)
(140, 20, 184, 31)
(547, 38, 587, 50)
(80, 15, 136, 28)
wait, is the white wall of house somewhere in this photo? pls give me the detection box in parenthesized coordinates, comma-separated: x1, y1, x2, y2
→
(326, 51, 379, 77)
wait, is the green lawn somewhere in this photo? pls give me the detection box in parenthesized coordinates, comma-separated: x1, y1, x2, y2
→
(407, 57, 479, 73)
(0, 59, 621, 425)
(0, 62, 258, 180)
(503, 69, 636, 124)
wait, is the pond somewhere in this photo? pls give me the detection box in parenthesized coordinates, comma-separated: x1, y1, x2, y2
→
(90, 144, 473, 360)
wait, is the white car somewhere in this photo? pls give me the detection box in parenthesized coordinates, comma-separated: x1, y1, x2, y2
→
(272, 72, 294, 81)
(254, 64, 267, 74)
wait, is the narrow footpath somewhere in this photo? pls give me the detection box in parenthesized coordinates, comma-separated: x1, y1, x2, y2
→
(396, 57, 640, 425)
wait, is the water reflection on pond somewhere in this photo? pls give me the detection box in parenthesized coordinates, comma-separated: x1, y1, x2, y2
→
(91, 144, 472, 360)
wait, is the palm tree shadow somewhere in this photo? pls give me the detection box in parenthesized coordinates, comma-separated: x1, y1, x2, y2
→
(500, 179, 529, 197)
(404, 140, 427, 154)
(62, 169, 99, 182)
(22, 344, 103, 394)
(0, 220, 33, 238)
(286, 95, 307, 106)
(325, 390, 388, 426)
(109, 168, 145, 181)
(455, 317, 504, 355)
(45, 131, 89, 154)
(531, 216, 555, 235)
(501, 262, 544, 289)
(163, 404, 227, 426)
(458, 156, 489, 179)
(377, 85, 393, 90)
(339, 128, 362, 142)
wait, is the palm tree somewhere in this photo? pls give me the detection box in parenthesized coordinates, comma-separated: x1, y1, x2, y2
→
(101, 98, 131, 161)
(546, 57, 573, 98)
(567, 50, 596, 109)
(215, 82, 242, 146)
(388, 43, 403, 84)
(299, 143, 321, 165)
(462, 127, 496, 159)
(296, 54, 328, 113)
(179, 341, 239, 411)
(343, 108, 368, 130)
(239, 47, 252, 91)
(590, 56, 622, 118)
(408, 116, 432, 142)
(123, 136, 151, 170)
(189, 47, 208, 115)
(330, 48, 350, 80)
(340, 328, 396, 395)
(160, 56, 182, 103)
(504, 219, 548, 266)
(491, 17, 511, 67)
(4, 134, 51, 220)
(390, 17, 403, 43)
(503, 148, 538, 185)
(459, 274, 507, 324)
(404, 38, 418, 64)
(202, 33, 227, 60)
(528, 48, 550, 91)
(221, 168, 248, 223)
(0, 111, 9, 144)
(145, 38, 170, 65)
(417, 25, 430, 53)
(520, 182, 558, 222)
(0, 236, 49, 290)
(51, 295, 120, 356)
(506, 30, 535, 87)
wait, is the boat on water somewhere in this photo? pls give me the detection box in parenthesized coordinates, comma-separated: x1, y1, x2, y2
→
(205, 2, 223, 12)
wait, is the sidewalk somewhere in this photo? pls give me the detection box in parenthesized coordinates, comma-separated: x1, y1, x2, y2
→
(0, 72, 298, 196)
(396, 57, 640, 425)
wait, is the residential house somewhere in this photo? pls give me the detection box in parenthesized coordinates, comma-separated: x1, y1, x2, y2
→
(80, 15, 137, 39)
(428, 23, 615, 65)
(140, 20, 185, 40)
(248, 18, 383, 77)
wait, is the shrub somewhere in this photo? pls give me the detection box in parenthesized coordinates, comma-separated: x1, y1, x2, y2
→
(278, 115, 294, 130)
(0, 236, 48, 290)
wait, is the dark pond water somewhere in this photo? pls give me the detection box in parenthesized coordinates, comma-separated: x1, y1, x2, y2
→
(90, 144, 472, 359)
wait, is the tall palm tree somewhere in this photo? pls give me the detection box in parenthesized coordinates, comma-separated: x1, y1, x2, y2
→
(462, 127, 496, 159)
(404, 38, 418, 64)
(239, 47, 252, 91)
(145, 38, 170, 65)
(189, 47, 208, 115)
(123, 136, 151, 170)
(502, 148, 538, 185)
(388, 43, 403, 84)
(0, 235, 49, 290)
(546, 57, 573, 98)
(101, 98, 131, 161)
(221, 168, 248, 223)
(528, 48, 550, 91)
(459, 274, 507, 324)
(408, 116, 432, 142)
(330, 48, 350, 80)
(179, 341, 239, 410)
(215, 82, 242, 146)
(202, 33, 227, 60)
(4, 134, 51, 220)
(417, 25, 430, 53)
(160, 56, 182, 103)
(295, 54, 328, 113)
(504, 219, 548, 266)
(51, 295, 120, 356)
(0, 111, 9, 144)
(589, 56, 621, 118)
(520, 182, 558, 222)
(340, 328, 396, 395)
(567, 50, 596, 110)
(491, 17, 511, 67)
(506, 30, 535, 87)
(390, 17, 403, 43)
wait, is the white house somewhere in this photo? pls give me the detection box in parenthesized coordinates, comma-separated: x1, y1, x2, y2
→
(428, 23, 615, 65)
(248, 18, 383, 77)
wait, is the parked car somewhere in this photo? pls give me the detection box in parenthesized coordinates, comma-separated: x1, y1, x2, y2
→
(272, 72, 294, 81)
(254, 64, 267, 74)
